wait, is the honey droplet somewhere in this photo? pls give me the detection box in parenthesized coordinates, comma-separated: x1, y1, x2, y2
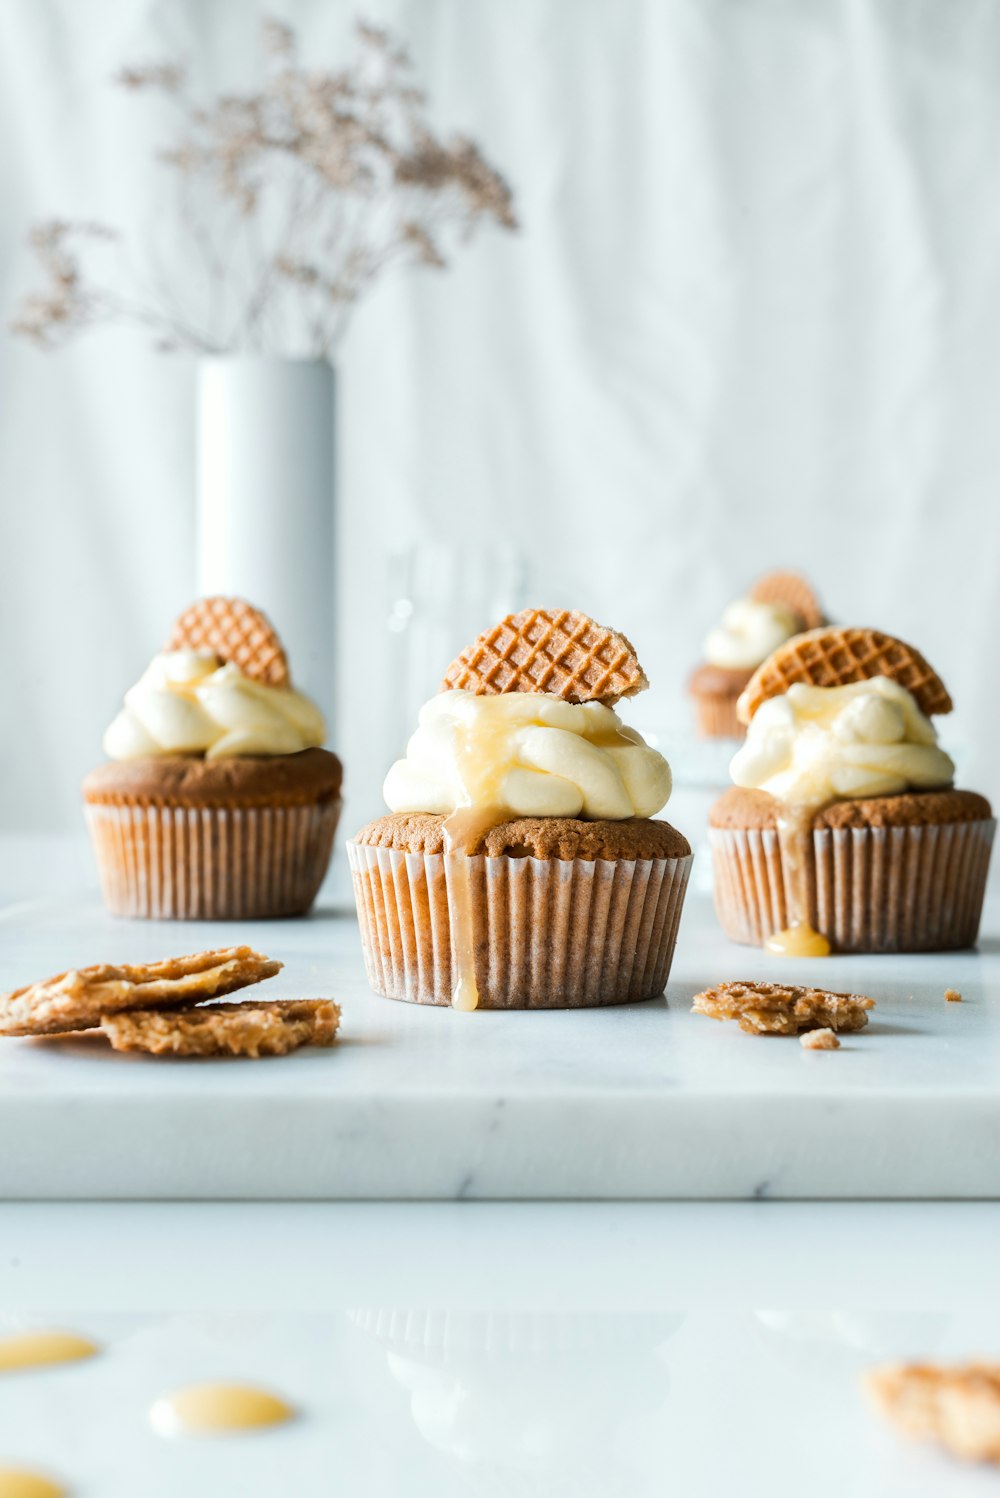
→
(765, 924, 832, 958)
(0, 1468, 66, 1498)
(150, 1382, 294, 1436)
(0, 1331, 98, 1374)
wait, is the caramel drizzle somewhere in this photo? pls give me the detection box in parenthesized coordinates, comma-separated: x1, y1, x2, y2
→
(765, 807, 831, 958)
(442, 806, 505, 1012)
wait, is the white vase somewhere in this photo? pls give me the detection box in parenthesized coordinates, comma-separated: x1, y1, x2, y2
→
(197, 356, 336, 730)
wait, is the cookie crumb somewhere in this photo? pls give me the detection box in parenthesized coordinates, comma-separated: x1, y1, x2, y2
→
(945, 988, 963, 1003)
(692, 981, 874, 1036)
(800, 1028, 840, 1051)
(864, 1361, 1000, 1464)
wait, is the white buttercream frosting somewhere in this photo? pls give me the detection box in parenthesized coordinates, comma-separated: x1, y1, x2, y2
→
(383, 690, 672, 820)
(729, 676, 954, 809)
(102, 650, 326, 760)
(704, 599, 801, 671)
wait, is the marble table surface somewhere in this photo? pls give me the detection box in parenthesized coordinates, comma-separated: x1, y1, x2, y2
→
(1, 834, 998, 1199)
(2, 840, 999, 1493)
(1, 1199, 998, 1497)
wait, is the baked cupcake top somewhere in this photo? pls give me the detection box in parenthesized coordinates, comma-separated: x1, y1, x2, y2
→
(102, 597, 325, 761)
(381, 608, 673, 832)
(357, 811, 690, 860)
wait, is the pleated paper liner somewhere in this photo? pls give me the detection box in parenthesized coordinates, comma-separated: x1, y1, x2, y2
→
(347, 841, 692, 1008)
(710, 819, 995, 953)
(84, 799, 342, 919)
(692, 693, 745, 741)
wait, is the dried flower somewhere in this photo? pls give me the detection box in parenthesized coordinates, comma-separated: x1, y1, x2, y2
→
(13, 17, 518, 358)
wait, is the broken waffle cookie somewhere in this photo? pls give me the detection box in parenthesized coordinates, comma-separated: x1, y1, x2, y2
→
(749, 570, 824, 632)
(692, 980, 874, 1036)
(440, 608, 648, 705)
(165, 595, 290, 686)
(0, 947, 282, 1037)
(102, 998, 340, 1058)
(737, 625, 953, 725)
(864, 1362, 1000, 1465)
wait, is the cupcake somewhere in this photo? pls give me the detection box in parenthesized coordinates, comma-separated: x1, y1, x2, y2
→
(83, 597, 343, 919)
(688, 571, 823, 740)
(709, 626, 995, 954)
(348, 608, 692, 1009)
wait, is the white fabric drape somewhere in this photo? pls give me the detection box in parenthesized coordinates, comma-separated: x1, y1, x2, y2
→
(2, 0, 999, 831)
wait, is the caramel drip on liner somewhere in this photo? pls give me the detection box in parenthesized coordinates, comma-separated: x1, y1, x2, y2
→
(439, 707, 641, 1007)
(442, 806, 506, 1012)
(765, 807, 832, 958)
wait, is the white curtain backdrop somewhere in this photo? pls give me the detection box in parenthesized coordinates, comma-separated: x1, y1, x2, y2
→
(2, 0, 1000, 833)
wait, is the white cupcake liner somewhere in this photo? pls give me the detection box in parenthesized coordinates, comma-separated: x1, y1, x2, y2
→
(347, 842, 692, 1008)
(84, 798, 342, 920)
(710, 818, 995, 952)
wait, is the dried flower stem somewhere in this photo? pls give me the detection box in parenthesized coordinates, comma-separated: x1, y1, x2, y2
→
(13, 17, 518, 358)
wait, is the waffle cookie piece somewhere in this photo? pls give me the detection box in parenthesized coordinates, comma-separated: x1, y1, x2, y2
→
(440, 608, 648, 705)
(102, 998, 340, 1058)
(166, 596, 290, 687)
(0, 947, 282, 1036)
(737, 626, 953, 725)
(865, 1362, 1000, 1465)
(749, 570, 824, 632)
(691, 980, 874, 1036)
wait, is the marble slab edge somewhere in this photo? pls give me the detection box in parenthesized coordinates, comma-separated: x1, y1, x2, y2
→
(2, 1090, 998, 1199)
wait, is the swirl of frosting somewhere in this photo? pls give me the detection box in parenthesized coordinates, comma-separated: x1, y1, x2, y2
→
(383, 691, 672, 820)
(704, 599, 801, 671)
(103, 651, 326, 761)
(729, 676, 954, 808)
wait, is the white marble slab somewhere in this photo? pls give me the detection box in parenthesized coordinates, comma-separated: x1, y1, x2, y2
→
(1, 839, 998, 1199)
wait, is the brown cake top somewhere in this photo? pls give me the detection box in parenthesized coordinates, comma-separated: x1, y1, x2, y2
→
(440, 608, 648, 705)
(737, 626, 953, 725)
(83, 747, 343, 809)
(709, 784, 992, 831)
(354, 812, 690, 862)
(688, 662, 755, 698)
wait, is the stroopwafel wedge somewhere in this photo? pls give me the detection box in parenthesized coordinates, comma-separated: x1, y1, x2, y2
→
(101, 998, 340, 1058)
(0, 947, 282, 1036)
(166, 596, 290, 686)
(737, 626, 952, 725)
(749, 570, 824, 631)
(440, 608, 648, 705)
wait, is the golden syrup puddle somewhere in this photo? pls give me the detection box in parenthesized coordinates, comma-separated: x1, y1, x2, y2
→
(0, 1330, 98, 1373)
(149, 1382, 294, 1436)
(0, 1470, 66, 1498)
(764, 807, 831, 958)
